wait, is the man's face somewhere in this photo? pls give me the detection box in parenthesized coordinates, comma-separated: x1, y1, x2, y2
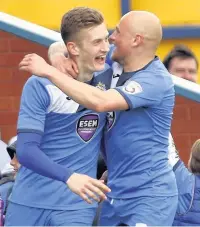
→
(78, 23, 109, 73)
(168, 57, 198, 83)
(10, 154, 21, 174)
(109, 18, 133, 64)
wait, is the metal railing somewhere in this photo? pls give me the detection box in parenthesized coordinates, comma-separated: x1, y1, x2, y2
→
(1, 12, 200, 103)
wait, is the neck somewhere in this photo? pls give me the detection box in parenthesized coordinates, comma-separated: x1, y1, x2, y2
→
(70, 56, 93, 82)
(77, 67, 93, 82)
(123, 50, 155, 73)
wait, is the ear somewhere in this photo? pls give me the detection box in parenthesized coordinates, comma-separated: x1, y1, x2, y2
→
(132, 34, 144, 47)
(66, 42, 80, 56)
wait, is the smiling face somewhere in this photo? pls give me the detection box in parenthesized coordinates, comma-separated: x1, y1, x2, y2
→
(76, 23, 109, 73)
(109, 19, 133, 64)
(109, 12, 152, 65)
(61, 7, 109, 73)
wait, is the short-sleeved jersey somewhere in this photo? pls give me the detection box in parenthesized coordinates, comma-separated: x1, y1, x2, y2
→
(9, 67, 113, 210)
(104, 57, 178, 198)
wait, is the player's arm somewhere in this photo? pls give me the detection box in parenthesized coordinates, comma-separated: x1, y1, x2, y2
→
(19, 55, 165, 112)
(16, 77, 74, 182)
(46, 68, 128, 112)
(17, 77, 110, 203)
(46, 68, 172, 111)
(17, 132, 73, 182)
(19, 55, 167, 112)
(19, 54, 128, 112)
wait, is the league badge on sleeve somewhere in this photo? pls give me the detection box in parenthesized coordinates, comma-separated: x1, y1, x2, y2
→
(123, 81, 143, 94)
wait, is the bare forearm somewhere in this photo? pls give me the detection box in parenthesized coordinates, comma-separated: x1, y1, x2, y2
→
(46, 67, 108, 112)
(19, 53, 128, 111)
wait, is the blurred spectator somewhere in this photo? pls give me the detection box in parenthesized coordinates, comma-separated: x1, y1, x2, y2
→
(0, 136, 19, 215)
(163, 44, 198, 82)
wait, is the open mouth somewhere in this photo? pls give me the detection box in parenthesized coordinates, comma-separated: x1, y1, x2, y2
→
(95, 56, 106, 65)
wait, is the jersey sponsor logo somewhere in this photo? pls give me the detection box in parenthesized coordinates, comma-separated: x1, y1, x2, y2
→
(123, 81, 143, 94)
(77, 114, 99, 142)
(106, 111, 115, 130)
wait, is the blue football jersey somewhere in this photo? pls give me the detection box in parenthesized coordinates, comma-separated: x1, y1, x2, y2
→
(104, 57, 178, 198)
(9, 67, 113, 210)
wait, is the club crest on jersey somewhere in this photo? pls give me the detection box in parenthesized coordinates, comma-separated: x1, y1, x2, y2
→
(77, 114, 99, 142)
(96, 82, 106, 91)
(123, 81, 143, 94)
(106, 111, 115, 130)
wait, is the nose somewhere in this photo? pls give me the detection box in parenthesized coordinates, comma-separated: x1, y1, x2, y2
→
(105, 41, 110, 53)
(101, 40, 110, 53)
(109, 33, 115, 44)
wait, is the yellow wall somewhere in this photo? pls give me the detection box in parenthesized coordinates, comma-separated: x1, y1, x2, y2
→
(2, 0, 200, 28)
(131, 0, 200, 26)
(0, 0, 121, 30)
